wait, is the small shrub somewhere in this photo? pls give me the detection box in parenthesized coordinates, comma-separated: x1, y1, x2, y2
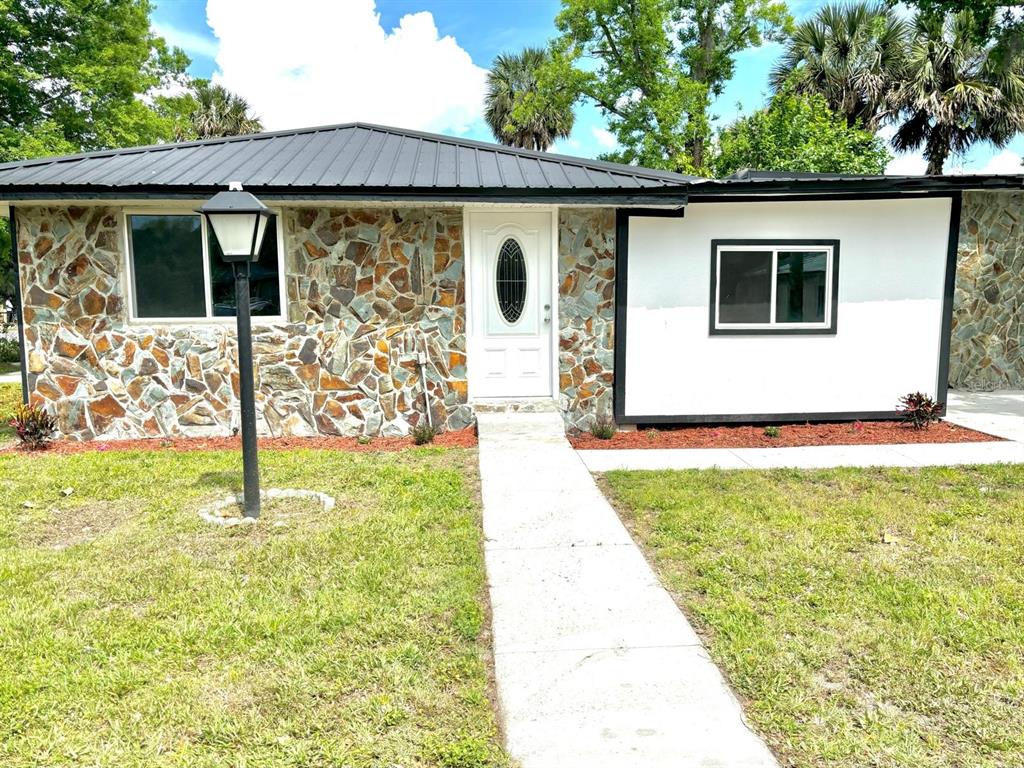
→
(9, 404, 57, 449)
(763, 425, 781, 438)
(645, 427, 659, 440)
(357, 434, 373, 445)
(0, 336, 19, 363)
(851, 420, 864, 433)
(412, 423, 436, 445)
(898, 391, 943, 429)
(590, 417, 616, 440)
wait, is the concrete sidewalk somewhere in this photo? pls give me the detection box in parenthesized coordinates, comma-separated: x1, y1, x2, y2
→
(946, 390, 1024, 442)
(578, 439, 1024, 473)
(477, 409, 778, 768)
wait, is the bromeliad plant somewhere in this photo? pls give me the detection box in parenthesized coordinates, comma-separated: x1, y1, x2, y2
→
(898, 392, 943, 429)
(9, 404, 57, 449)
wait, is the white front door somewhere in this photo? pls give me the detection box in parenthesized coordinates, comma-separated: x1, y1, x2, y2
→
(467, 210, 553, 399)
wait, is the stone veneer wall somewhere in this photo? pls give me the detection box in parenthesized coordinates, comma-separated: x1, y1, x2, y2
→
(557, 208, 615, 431)
(950, 190, 1024, 391)
(17, 205, 470, 439)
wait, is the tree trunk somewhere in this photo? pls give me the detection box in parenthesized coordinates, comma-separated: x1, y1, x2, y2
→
(925, 132, 949, 175)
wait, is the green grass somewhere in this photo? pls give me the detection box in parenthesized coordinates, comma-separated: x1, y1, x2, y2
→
(0, 446, 510, 768)
(0, 361, 19, 375)
(604, 466, 1024, 768)
(0, 382, 20, 441)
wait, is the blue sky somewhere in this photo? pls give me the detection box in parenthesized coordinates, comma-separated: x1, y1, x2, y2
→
(151, 0, 1023, 174)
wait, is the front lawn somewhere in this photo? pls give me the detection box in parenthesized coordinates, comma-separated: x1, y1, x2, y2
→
(0, 446, 509, 768)
(605, 466, 1024, 768)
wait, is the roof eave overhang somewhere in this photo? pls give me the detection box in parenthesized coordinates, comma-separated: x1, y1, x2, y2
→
(0, 185, 688, 208)
(687, 175, 1024, 200)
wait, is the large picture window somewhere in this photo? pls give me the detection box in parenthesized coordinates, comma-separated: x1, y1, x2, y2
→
(710, 239, 839, 335)
(127, 212, 283, 321)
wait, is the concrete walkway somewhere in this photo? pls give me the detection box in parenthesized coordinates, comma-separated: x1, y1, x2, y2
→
(477, 409, 778, 768)
(946, 389, 1024, 442)
(579, 439, 1024, 472)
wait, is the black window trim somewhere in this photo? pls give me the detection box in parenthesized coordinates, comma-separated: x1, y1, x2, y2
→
(709, 238, 840, 336)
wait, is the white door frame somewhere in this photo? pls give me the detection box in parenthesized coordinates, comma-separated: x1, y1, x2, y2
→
(463, 205, 559, 400)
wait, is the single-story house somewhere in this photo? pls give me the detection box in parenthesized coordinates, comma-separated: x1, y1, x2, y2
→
(0, 123, 1021, 440)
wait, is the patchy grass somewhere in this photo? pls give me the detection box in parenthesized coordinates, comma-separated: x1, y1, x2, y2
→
(0, 382, 20, 442)
(604, 466, 1024, 768)
(0, 361, 19, 375)
(0, 446, 510, 768)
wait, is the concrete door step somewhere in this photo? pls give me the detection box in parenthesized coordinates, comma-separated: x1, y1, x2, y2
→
(473, 398, 559, 414)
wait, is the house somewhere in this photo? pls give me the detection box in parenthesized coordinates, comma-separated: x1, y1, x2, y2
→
(0, 122, 1020, 440)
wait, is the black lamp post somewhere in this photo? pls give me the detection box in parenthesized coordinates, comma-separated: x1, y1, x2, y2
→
(197, 184, 272, 519)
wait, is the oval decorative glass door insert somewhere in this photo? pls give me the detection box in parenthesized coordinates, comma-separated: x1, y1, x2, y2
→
(495, 238, 527, 323)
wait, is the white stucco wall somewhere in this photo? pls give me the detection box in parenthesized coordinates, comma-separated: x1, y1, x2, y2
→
(623, 197, 953, 419)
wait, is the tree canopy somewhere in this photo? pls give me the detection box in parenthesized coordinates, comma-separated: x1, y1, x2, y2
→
(485, 47, 574, 151)
(515, 0, 791, 174)
(714, 91, 891, 177)
(0, 0, 190, 162)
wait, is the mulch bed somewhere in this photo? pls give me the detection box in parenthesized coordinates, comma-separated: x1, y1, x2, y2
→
(570, 420, 999, 450)
(3, 427, 477, 456)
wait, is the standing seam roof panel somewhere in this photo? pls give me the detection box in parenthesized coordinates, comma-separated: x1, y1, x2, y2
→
(457, 146, 479, 188)
(339, 129, 388, 187)
(496, 154, 527, 187)
(314, 127, 372, 186)
(257, 130, 335, 186)
(129, 145, 210, 186)
(476, 150, 503, 187)
(364, 133, 407, 187)
(242, 134, 314, 186)
(412, 140, 438, 187)
(162, 138, 257, 186)
(434, 143, 458, 187)
(383, 134, 422, 187)
(299, 128, 357, 187)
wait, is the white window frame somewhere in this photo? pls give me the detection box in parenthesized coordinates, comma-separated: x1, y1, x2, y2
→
(712, 241, 837, 334)
(121, 206, 288, 325)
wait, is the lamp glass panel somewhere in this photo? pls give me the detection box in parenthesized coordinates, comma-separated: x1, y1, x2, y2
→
(207, 211, 261, 256)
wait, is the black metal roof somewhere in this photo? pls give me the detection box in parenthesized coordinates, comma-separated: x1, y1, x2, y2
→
(0, 124, 1020, 204)
(0, 122, 696, 205)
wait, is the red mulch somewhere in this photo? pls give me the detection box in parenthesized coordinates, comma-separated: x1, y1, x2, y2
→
(570, 420, 999, 450)
(3, 427, 477, 456)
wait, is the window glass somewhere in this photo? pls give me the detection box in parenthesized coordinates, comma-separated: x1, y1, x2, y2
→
(129, 215, 206, 318)
(718, 250, 771, 324)
(776, 251, 827, 323)
(208, 217, 282, 317)
(496, 238, 526, 323)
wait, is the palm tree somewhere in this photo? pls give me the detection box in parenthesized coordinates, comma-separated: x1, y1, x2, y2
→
(771, 3, 909, 130)
(892, 10, 1024, 174)
(485, 47, 574, 151)
(176, 82, 262, 141)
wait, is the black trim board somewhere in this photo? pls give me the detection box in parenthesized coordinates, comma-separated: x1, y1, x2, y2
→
(631, 410, 904, 426)
(612, 194, 962, 426)
(8, 205, 28, 403)
(708, 239, 840, 336)
(935, 192, 962, 416)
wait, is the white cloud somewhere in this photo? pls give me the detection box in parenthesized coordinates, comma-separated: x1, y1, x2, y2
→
(591, 127, 617, 149)
(206, 0, 487, 133)
(977, 149, 1024, 175)
(153, 22, 219, 59)
(886, 151, 927, 176)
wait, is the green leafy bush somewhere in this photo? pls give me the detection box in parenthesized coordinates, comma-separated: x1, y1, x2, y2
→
(898, 392, 943, 429)
(9, 404, 56, 449)
(590, 417, 616, 440)
(763, 425, 781, 438)
(0, 336, 20, 363)
(412, 423, 436, 445)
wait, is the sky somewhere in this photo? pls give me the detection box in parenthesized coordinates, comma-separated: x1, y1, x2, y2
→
(151, 0, 1024, 175)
